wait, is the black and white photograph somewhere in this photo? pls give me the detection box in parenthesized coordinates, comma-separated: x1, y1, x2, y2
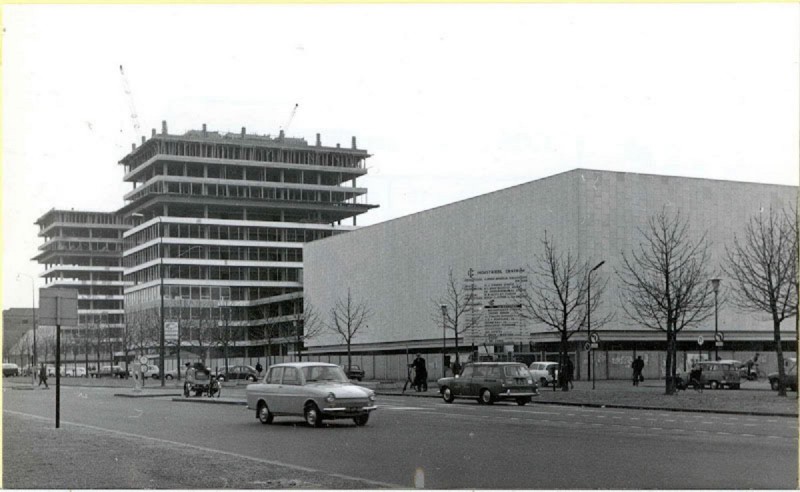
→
(2, 3, 798, 489)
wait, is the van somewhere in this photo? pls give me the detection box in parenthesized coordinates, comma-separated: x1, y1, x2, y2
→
(695, 361, 741, 389)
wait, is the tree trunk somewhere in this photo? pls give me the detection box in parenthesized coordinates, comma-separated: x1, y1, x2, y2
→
(774, 317, 787, 396)
(560, 331, 570, 392)
(347, 339, 352, 371)
(664, 326, 675, 395)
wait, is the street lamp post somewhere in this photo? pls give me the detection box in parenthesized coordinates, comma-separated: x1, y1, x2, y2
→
(587, 260, 605, 390)
(711, 278, 721, 361)
(17, 273, 37, 386)
(440, 304, 448, 378)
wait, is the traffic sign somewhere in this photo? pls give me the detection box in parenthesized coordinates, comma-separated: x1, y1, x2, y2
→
(589, 333, 600, 344)
(715, 341, 723, 347)
(697, 335, 704, 346)
(714, 332, 724, 342)
(139, 355, 148, 365)
(584, 341, 592, 351)
(591, 343, 599, 349)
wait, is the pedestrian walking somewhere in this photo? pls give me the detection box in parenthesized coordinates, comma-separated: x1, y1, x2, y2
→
(565, 358, 574, 389)
(412, 354, 428, 392)
(37, 363, 48, 388)
(631, 356, 644, 386)
(255, 361, 263, 377)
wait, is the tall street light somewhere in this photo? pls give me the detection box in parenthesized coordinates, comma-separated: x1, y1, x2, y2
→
(440, 304, 448, 378)
(710, 278, 721, 361)
(587, 260, 605, 390)
(16, 273, 37, 386)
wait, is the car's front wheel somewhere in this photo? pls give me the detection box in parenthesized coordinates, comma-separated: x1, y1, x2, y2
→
(709, 381, 720, 390)
(304, 403, 322, 427)
(257, 401, 273, 424)
(539, 377, 548, 387)
(479, 388, 494, 405)
(516, 397, 530, 406)
(217, 376, 226, 382)
(442, 387, 454, 403)
(770, 379, 780, 391)
(353, 414, 369, 426)
(246, 375, 256, 382)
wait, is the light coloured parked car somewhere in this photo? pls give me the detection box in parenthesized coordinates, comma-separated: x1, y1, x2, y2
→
(2, 363, 20, 377)
(528, 361, 559, 387)
(246, 362, 377, 427)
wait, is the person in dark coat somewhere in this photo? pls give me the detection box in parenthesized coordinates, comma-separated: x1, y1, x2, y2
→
(38, 363, 48, 388)
(564, 358, 574, 389)
(412, 354, 428, 392)
(255, 361, 263, 376)
(631, 356, 645, 386)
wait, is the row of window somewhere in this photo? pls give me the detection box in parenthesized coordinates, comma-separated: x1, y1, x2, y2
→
(125, 223, 334, 249)
(123, 244, 303, 268)
(125, 265, 302, 285)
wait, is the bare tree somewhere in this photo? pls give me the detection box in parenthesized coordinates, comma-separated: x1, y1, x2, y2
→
(328, 289, 371, 371)
(211, 304, 243, 374)
(433, 268, 483, 371)
(297, 301, 325, 361)
(617, 208, 715, 394)
(251, 305, 277, 366)
(185, 302, 216, 364)
(520, 232, 611, 391)
(724, 206, 798, 396)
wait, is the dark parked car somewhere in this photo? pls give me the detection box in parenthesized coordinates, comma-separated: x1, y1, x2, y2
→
(3, 363, 20, 377)
(89, 365, 128, 378)
(768, 357, 797, 391)
(437, 362, 539, 406)
(217, 365, 259, 382)
(344, 365, 365, 381)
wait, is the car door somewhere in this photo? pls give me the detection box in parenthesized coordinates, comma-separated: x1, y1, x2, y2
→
(262, 367, 283, 412)
(452, 365, 473, 396)
(280, 367, 304, 415)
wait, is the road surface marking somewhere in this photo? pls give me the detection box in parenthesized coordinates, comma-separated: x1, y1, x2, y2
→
(380, 406, 426, 411)
(3, 410, 401, 489)
(741, 434, 756, 437)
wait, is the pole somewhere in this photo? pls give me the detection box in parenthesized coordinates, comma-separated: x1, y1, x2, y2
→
(441, 306, 447, 379)
(159, 218, 165, 387)
(587, 261, 605, 390)
(55, 296, 61, 429)
(588, 272, 594, 390)
(714, 289, 719, 361)
(56, 323, 61, 428)
(30, 278, 38, 387)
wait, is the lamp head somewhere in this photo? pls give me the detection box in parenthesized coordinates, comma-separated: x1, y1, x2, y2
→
(710, 278, 721, 292)
(440, 304, 448, 315)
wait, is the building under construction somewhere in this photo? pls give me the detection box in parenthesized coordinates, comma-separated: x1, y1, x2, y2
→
(31, 209, 131, 372)
(117, 122, 376, 367)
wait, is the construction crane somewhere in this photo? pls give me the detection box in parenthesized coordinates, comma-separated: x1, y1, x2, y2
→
(119, 65, 141, 136)
(279, 103, 299, 135)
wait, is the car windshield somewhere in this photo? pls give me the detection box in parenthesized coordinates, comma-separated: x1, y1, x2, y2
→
(303, 365, 349, 383)
(504, 365, 530, 377)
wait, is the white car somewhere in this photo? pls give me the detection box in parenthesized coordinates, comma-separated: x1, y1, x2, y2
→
(528, 361, 559, 387)
(246, 362, 377, 427)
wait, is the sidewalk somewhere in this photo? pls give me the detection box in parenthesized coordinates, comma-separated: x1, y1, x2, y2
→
(376, 379, 799, 417)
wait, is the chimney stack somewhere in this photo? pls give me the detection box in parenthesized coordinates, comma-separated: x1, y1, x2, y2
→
(351, 136, 357, 149)
(141, 136, 146, 145)
(151, 129, 156, 137)
(241, 127, 246, 137)
(279, 130, 285, 140)
(336, 143, 340, 148)
(131, 143, 136, 151)
(202, 124, 207, 136)
(161, 120, 168, 135)
(316, 133, 321, 146)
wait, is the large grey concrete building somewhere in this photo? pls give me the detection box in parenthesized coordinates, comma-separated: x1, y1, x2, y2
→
(304, 169, 797, 380)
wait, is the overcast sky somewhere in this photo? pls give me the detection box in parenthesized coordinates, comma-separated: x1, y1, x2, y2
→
(3, 3, 798, 310)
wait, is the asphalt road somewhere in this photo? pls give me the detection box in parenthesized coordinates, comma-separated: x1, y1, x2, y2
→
(4, 386, 797, 489)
